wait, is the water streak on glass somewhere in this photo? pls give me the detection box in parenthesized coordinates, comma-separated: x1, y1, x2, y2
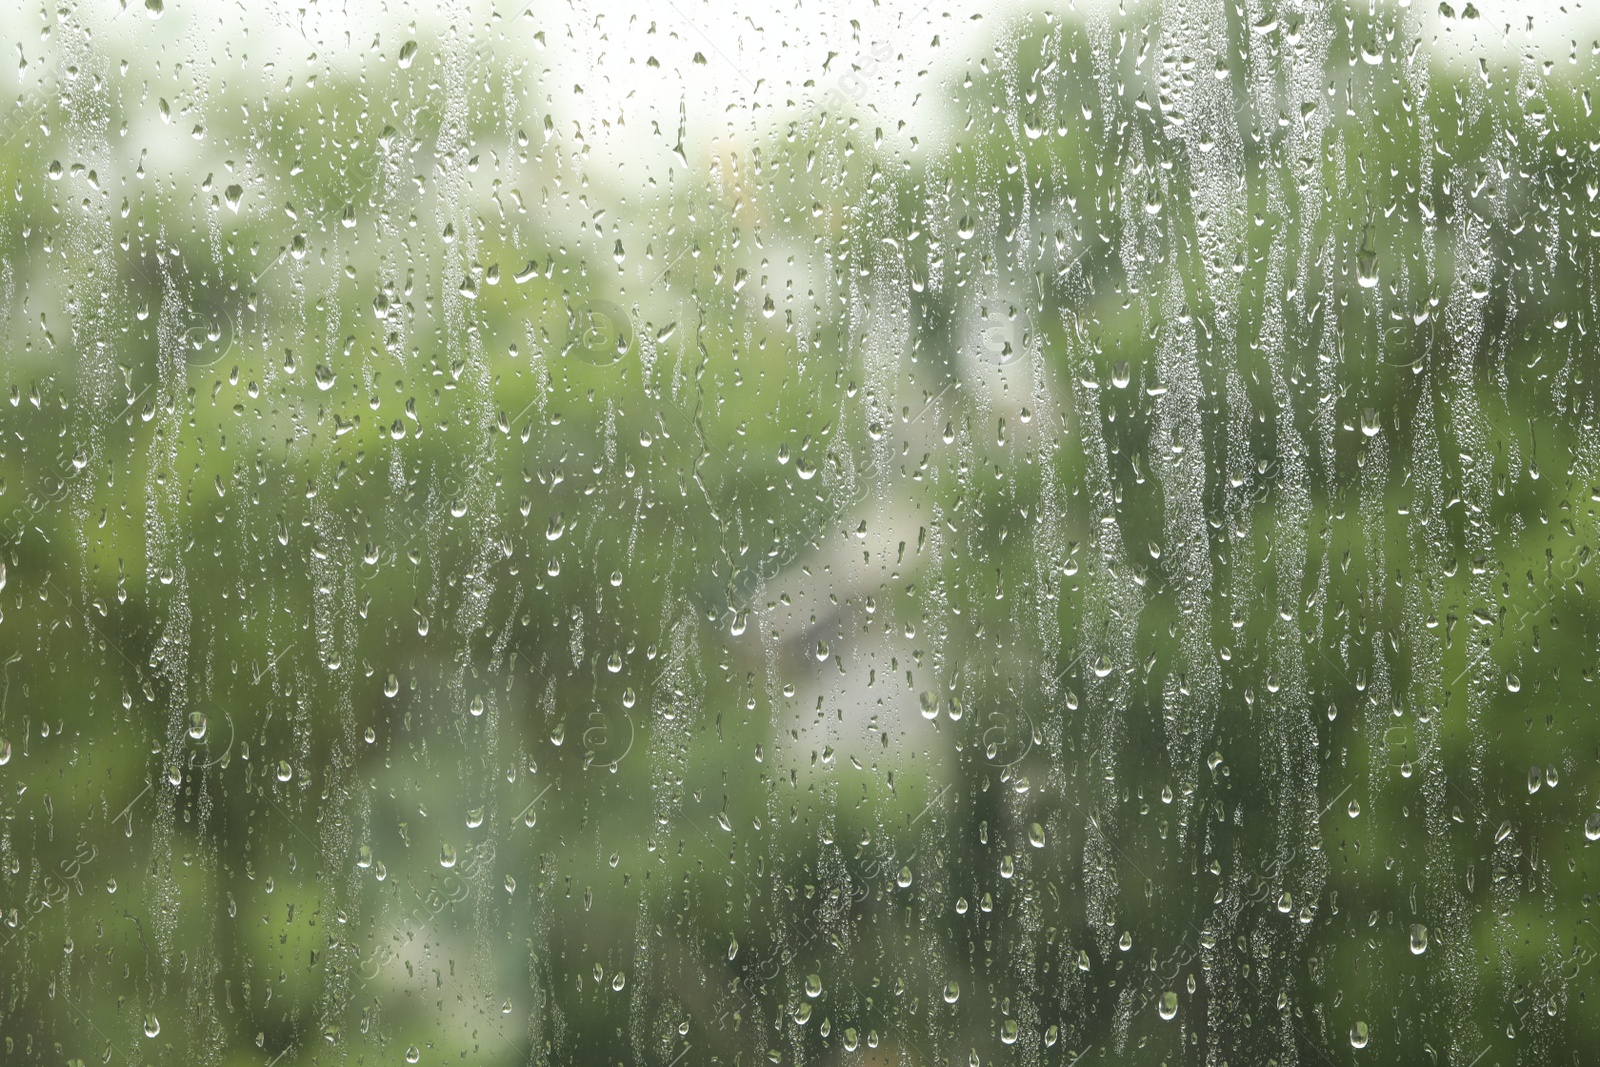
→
(0, 1, 1596, 1064)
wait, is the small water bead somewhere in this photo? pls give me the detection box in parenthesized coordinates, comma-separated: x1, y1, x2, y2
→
(405, 1047, 421, 1064)
(1000, 1019, 1019, 1044)
(943, 980, 961, 1004)
(439, 843, 457, 868)
(276, 760, 293, 782)
(1348, 799, 1361, 818)
(466, 808, 484, 828)
(611, 972, 626, 992)
(1349, 1021, 1370, 1049)
(896, 866, 913, 888)
(469, 695, 485, 717)
(365, 726, 377, 744)
(384, 674, 400, 698)
(1158, 992, 1179, 1020)
(1529, 766, 1542, 794)
(1028, 823, 1046, 848)
(143, 1014, 161, 1038)
(1410, 924, 1428, 955)
(187, 711, 208, 740)
(1118, 931, 1133, 952)
(805, 973, 823, 998)
(1585, 813, 1600, 841)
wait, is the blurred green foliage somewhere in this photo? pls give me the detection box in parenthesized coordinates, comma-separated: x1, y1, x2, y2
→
(2, 2, 1600, 1065)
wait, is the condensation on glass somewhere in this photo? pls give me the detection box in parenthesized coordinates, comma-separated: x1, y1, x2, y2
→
(0, 1, 1594, 1064)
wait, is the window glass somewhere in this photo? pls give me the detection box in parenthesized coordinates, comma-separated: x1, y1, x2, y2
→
(2, 1, 1596, 1063)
